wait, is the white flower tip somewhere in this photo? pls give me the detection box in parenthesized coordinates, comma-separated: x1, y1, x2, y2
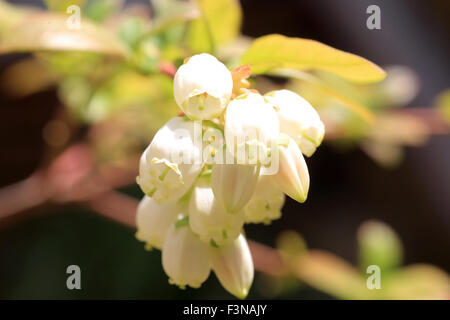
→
(274, 137, 310, 204)
(211, 234, 254, 300)
(162, 224, 211, 289)
(174, 53, 232, 120)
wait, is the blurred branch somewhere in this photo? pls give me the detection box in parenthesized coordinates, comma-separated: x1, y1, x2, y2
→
(394, 107, 449, 135)
(0, 143, 137, 220)
(0, 141, 286, 276)
(0, 171, 49, 220)
(324, 107, 449, 140)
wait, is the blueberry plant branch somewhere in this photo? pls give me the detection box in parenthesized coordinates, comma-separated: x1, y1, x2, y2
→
(0, 106, 447, 222)
(0, 143, 286, 277)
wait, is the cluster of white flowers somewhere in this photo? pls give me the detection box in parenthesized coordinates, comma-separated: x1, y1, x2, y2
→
(135, 53, 324, 298)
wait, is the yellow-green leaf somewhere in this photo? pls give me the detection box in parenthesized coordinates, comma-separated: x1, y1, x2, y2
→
(242, 34, 386, 83)
(384, 264, 450, 299)
(0, 1, 27, 34)
(45, 0, 86, 12)
(436, 89, 450, 125)
(358, 220, 403, 273)
(187, 0, 242, 53)
(292, 250, 374, 299)
(0, 12, 127, 57)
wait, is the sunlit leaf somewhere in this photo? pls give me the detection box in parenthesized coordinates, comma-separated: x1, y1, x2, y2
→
(45, 0, 86, 12)
(0, 0, 27, 34)
(148, 0, 199, 37)
(242, 34, 386, 83)
(291, 250, 374, 299)
(69, 70, 177, 124)
(119, 17, 150, 49)
(59, 76, 93, 121)
(0, 12, 127, 57)
(276, 230, 307, 264)
(360, 141, 404, 168)
(187, 0, 242, 53)
(357, 220, 403, 273)
(84, 0, 123, 22)
(384, 264, 450, 299)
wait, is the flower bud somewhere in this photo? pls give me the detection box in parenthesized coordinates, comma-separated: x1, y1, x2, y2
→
(211, 163, 260, 213)
(265, 89, 324, 157)
(210, 234, 254, 299)
(137, 117, 203, 204)
(174, 53, 233, 120)
(273, 134, 310, 203)
(135, 196, 183, 250)
(244, 174, 285, 224)
(189, 176, 244, 245)
(225, 92, 279, 165)
(162, 222, 211, 289)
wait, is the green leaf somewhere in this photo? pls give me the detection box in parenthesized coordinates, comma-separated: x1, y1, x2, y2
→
(358, 220, 403, 273)
(292, 250, 374, 299)
(276, 230, 307, 263)
(84, 0, 122, 22)
(242, 34, 386, 83)
(383, 264, 450, 299)
(147, 0, 199, 37)
(119, 17, 148, 49)
(436, 89, 450, 125)
(187, 0, 242, 53)
(45, 0, 86, 12)
(0, 12, 127, 57)
(175, 216, 189, 228)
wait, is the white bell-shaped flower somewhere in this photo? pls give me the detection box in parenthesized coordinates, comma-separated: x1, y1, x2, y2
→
(273, 134, 310, 203)
(189, 176, 245, 245)
(244, 174, 285, 224)
(162, 222, 211, 289)
(137, 117, 203, 204)
(225, 92, 279, 165)
(211, 163, 260, 213)
(135, 196, 184, 250)
(210, 234, 254, 299)
(173, 53, 233, 120)
(265, 89, 325, 157)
